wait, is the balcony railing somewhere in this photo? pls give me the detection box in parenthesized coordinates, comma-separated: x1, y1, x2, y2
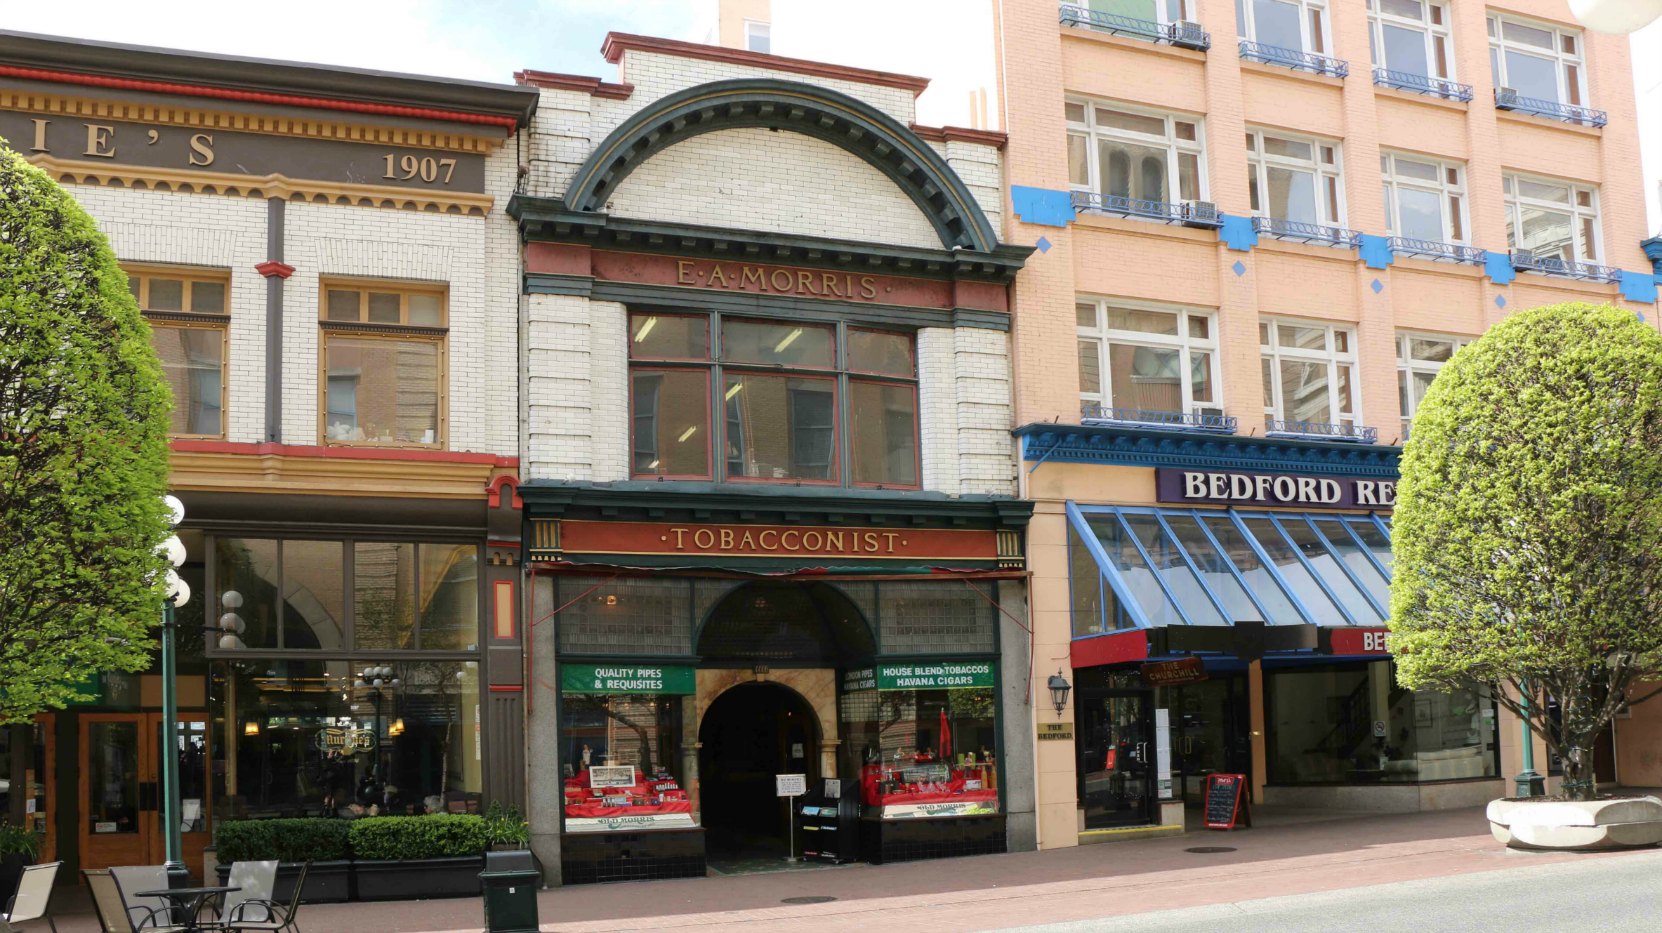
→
(1264, 420, 1378, 444)
(1059, 4, 1211, 50)
(1238, 40, 1348, 78)
(1510, 249, 1621, 283)
(1387, 236, 1486, 265)
(1082, 406, 1238, 434)
(1071, 191, 1222, 228)
(1494, 89, 1607, 127)
(1373, 68, 1472, 102)
(1252, 216, 1361, 248)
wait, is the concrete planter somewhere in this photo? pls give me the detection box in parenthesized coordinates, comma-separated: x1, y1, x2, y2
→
(1487, 795, 1662, 850)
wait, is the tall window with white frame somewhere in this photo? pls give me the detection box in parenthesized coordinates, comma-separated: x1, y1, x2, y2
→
(1082, 0, 1195, 26)
(1260, 319, 1359, 431)
(320, 282, 446, 448)
(1367, 0, 1454, 86)
(1380, 152, 1466, 246)
(1236, 0, 1330, 55)
(130, 267, 229, 439)
(1397, 333, 1469, 437)
(1503, 174, 1600, 264)
(1076, 300, 1222, 424)
(1246, 130, 1344, 228)
(1488, 13, 1587, 108)
(1066, 100, 1205, 213)
(744, 20, 770, 53)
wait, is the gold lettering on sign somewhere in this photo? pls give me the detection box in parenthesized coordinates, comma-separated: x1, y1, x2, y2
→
(660, 525, 908, 555)
(84, 124, 116, 158)
(708, 264, 729, 286)
(740, 266, 765, 289)
(677, 260, 696, 285)
(188, 133, 215, 166)
(30, 119, 48, 153)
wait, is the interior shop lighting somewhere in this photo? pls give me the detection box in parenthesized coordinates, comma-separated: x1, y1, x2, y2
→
(634, 316, 658, 342)
(774, 327, 803, 353)
(677, 425, 699, 442)
(725, 382, 744, 400)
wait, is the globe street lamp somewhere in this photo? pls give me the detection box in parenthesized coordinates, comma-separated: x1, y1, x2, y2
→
(157, 495, 191, 884)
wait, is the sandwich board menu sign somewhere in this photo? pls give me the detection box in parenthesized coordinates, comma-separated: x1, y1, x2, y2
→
(1203, 773, 1250, 830)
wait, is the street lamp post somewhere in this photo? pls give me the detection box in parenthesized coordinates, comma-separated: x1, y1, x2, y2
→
(157, 495, 191, 885)
(1516, 682, 1545, 798)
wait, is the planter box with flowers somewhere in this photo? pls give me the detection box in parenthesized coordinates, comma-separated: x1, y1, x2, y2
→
(348, 814, 489, 901)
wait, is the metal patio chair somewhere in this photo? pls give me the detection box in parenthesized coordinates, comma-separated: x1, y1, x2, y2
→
(2, 860, 60, 932)
(220, 860, 307, 933)
(203, 861, 276, 930)
(106, 867, 186, 932)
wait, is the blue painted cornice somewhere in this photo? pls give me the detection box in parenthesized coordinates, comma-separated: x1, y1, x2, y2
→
(1014, 422, 1402, 478)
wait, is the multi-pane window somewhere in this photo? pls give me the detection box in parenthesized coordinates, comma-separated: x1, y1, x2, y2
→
(1260, 319, 1359, 428)
(1367, 0, 1453, 81)
(1503, 174, 1600, 263)
(1397, 333, 1469, 435)
(321, 282, 446, 448)
(628, 312, 918, 488)
(1076, 300, 1221, 420)
(1488, 13, 1586, 107)
(1380, 152, 1466, 244)
(129, 268, 228, 438)
(1066, 100, 1205, 207)
(744, 20, 770, 53)
(1246, 130, 1343, 226)
(1084, 0, 1195, 25)
(1236, 0, 1330, 55)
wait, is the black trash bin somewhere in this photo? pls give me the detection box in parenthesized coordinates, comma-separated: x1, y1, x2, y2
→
(480, 850, 541, 933)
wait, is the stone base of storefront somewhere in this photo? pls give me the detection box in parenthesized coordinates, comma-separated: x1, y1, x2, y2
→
(1263, 777, 1504, 813)
(559, 828, 707, 885)
(861, 815, 1007, 864)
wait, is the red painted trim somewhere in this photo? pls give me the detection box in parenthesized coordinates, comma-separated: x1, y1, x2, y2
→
(487, 684, 524, 693)
(513, 69, 634, 100)
(254, 260, 295, 280)
(486, 474, 524, 510)
(909, 124, 1009, 149)
(0, 64, 522, 131)
(1070, 629, 1150, 669)
(486, 539, 522, 551)
(601, 33, 931, 96)
(170, 439, 518, 467)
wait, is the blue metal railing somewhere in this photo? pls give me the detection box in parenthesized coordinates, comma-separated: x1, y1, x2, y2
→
(1253, 216, 1361, 248)
(1082, 406, 1239, 434)
(1239, 40, 1348, 78)
(1387, 236, 1485, 265)
(1071, 191, 1222, 228)
(1373, 68, 1473, 102)
(1494, 89, 1607, 127)
(1264, 420, 1379, 444)
(1059, 3, 1211, 50)
(1509, 249, 1621, 283)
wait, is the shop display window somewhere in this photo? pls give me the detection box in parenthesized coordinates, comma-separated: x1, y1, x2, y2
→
(559, 690, 692, 833)
(211, 659, 482, 821)
(841, 664, 1000, 819)
(1266, 660, 1499, 784)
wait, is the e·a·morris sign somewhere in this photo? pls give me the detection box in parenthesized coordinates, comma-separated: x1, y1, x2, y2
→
(1155, 468, 1396, 510)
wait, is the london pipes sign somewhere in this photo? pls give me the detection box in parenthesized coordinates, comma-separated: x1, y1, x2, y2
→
(1155, 468, 1396, 510)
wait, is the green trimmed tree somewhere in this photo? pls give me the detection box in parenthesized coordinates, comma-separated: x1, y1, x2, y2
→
(0, 140, 172, 727)
(1390, 302, 1662, 801)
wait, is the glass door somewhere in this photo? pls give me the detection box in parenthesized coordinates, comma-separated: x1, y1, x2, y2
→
(1167, 676, 1251, 802)
(1078, 690, 1155, 829)
(80, 713, 213, 873)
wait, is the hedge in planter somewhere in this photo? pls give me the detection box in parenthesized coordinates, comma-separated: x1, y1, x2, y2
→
(349, 815, 489, 902)
(214, 819, 352, 903)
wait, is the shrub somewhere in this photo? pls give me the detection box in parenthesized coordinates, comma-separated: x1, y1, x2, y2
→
(0, 822, 38, 859)
(347, 815, 489, 861)
(215, 819, 351, 863)
(483, 801, 529, 849)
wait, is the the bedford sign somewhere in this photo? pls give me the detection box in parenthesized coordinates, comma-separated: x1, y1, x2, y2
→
(1156, 468, 1395, 510)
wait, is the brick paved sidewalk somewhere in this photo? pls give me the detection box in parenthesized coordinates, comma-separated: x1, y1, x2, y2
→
(36, 806, 1647, 933)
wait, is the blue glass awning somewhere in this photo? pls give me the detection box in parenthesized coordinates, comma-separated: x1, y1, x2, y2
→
(1066, 503, 1392, 633)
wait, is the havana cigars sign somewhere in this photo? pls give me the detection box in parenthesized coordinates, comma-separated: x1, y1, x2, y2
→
(1156, 468, 1396, 510)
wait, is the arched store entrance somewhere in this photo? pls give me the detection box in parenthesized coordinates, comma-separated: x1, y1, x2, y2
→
(698, 682, 821, 862)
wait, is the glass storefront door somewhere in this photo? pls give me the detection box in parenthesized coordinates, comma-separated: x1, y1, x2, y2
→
(1078, 690, 1155, 828)
(1165, 676, 1251, 802)
(79, 713, 212, 874)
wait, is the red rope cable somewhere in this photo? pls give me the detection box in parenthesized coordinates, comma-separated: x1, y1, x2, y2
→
(0, 64, 521, 131)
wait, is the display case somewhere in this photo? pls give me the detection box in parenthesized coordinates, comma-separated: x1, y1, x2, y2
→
(562, 764, 693, 833)
(558, 668, 697, 833)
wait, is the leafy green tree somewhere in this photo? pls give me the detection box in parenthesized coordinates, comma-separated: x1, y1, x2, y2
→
(1390, 302, 1662, 801)
(0, 140, 172, 726)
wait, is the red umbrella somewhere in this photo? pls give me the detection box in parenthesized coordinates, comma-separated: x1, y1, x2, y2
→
(938, 709, 951, 760)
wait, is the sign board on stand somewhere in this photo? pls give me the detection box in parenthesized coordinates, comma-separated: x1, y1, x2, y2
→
(777, 773, 807, 862)
(1203, 773, 1250, 830)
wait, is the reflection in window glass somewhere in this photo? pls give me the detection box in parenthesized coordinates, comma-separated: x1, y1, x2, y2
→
(1085, 516, 1183, 627)
(849, 382, 917, 486)
(1275, 517, 1384, 622)
(324, 337, 440, 446)
(723, 374, 836, 481)
(1311, 519, 1391, 609)
(560, 693, 688, 829)
(420, 544, 479, 650)
(629, 313, 708, 360)
(848, 330, 914, 376)
(631, 370, 711, 478)
(1121, 514, 1226, 625)
(281, 540, 344, 650)
(1069, 522, 1107, 636)
(1162, 515, 1268, 623)
(721, 319, 834, 368)
(1195, 515, 1306, 624)
(844, 685, 999, 818)
(215, 538, 280, 649)
(1239, 517, 1346, 624)
(151, 326, 224, 437)
(355, 542, 416, 649)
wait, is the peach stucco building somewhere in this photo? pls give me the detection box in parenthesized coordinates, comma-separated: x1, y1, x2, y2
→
(996, 0, 1662, 848)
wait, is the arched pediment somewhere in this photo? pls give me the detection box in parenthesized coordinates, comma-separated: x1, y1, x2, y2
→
(564, 78, 999, 252)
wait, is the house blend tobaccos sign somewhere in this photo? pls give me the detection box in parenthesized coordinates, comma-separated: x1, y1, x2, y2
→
(876, 662, 995, 690)
(1156, 468, 1396, 510)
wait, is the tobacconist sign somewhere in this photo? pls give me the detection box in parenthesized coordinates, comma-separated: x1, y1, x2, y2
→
(876, 661, 995, 690)
(1156, 468, 1396, 510)
(554, 519, 998, 562)
(560, 664, 696, 695)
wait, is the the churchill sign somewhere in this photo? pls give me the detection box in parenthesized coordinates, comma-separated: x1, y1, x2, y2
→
(1156, 468, 1396, 510)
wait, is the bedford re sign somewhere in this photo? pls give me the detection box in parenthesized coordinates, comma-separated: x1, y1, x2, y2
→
(1156, 468, 1396, 510)
(1328, 628, 1392, 655)
(555, 520, 997, 561)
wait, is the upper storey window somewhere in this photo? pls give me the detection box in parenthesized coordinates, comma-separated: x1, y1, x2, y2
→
(1076, 300, 1222, 423)
(1261, 319, 1359, 430)
(1081, 0, 1194, 25)
(629, 312, 919, 489)
(1368, 1, 1457, 88)
(745, 20, 770, 53)
(1381, 152, 1467, 245)
(321, 282, 446, 448)
(1503, 174, 1601, 265)
(130, 268, 229, 439)
(1237, 0, 1330, 57)
(1066, 101, 1205, 215)
(1488, 14, 1586, 108)
(1246, 130, 1343, 227)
